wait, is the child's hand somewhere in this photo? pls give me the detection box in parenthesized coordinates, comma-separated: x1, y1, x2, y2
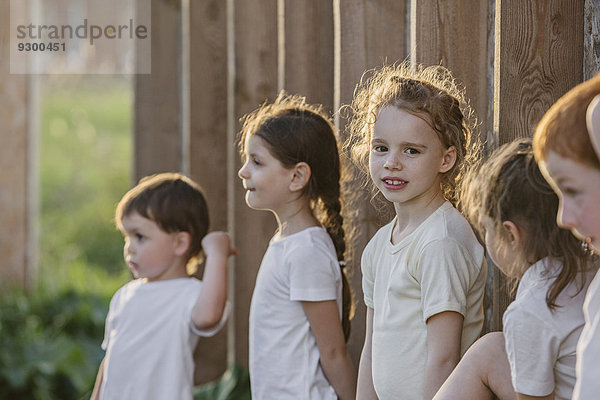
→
(201, 231, 237, 259)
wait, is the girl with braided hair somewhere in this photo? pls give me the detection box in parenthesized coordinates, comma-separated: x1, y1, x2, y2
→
(238, 92, 356, 399)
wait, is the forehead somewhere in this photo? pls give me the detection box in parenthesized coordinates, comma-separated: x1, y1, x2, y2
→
(542, 150, 600, 190)
(372, 106, 440, 144)
(244, 134, 270, 153)
(120, 211, 156, 231)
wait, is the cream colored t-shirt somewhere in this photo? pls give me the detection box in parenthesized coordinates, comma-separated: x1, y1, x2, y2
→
(362, 201, 486, 400)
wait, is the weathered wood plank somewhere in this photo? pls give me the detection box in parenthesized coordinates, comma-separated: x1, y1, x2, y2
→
(134, 0, 182, 180)
(189, 0, 228, 383)
(282, 0, 334, 111)
(0, 0, 34, 288)
(411, 0, 490, 146)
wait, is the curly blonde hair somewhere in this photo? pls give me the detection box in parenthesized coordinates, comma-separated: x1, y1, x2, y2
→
(344, 62, 481, 205)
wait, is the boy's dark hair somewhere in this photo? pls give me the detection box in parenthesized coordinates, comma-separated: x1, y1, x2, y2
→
(238, 91, 354, 341)
(115, 173, 209, 267)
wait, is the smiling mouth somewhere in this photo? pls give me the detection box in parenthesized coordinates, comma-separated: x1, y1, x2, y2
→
(384, 179, 406, 185)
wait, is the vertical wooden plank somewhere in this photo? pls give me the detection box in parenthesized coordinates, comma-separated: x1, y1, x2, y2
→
(134, 0, 182, 180)
(493, 0, 584, 329)
(232, 0, 279, 368)
(0, 0, 35, 288)
(282, 0, 334, 111)
(495, 0, 584, 144)
(337, 0, 408, 366)
(189, 0, 228, 383)
(411, 0, 490, 147)
(584, 0, 600, 80)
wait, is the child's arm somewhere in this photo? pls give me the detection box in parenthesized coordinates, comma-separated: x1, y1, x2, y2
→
(90, 357, 104, 400)
(302, 300, 357, 400)
(356, 307, 378, 400)
(424, 311, 463, 400)
(191, 231, 236, 330)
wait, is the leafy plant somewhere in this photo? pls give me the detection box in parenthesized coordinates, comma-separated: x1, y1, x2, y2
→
(0, 288, 110, 399)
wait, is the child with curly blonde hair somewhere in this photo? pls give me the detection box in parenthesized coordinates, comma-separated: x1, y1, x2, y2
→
(346, 63, 487, 399)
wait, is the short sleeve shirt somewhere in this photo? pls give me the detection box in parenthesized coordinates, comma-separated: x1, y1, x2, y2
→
(249, 226, 342, 400)
(362, 201, 486, 400)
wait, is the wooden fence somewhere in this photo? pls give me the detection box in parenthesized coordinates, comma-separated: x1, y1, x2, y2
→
(2, 0, 599, 384)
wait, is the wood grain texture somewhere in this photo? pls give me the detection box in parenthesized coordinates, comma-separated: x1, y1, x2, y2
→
(494, 0, 584, 145)
(0, 0, 32, 288)
(232, 0, 279, 367)
(134, 0, 182, 180)
(337, 0, 408, 366)
(189, 0, 228, 383)
(584, 0, 600, 80)
(283, 0, 335, 112)
(411, 0, 490, 146)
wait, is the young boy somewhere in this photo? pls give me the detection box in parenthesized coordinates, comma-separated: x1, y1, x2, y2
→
(533, 74, 600, 400)
(91, 173, 235, 400)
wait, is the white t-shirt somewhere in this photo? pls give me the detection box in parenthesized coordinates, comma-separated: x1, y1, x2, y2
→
(503, 258, 593, 400)
(573, 269, 600, 400)
(100, 278, 228, 400)
(362, 201, 486, 400)
(249, 226, 342, 400)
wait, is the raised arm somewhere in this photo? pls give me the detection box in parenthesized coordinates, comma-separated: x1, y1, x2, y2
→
(357, 306, 378, 400)
(191, 231, 236, 330)
(424, 311, 463, 400)
(302, 300, 357, 400)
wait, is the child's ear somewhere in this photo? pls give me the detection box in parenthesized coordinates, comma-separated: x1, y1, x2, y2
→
(439, 145, 457, 173)
(289, 162, 311, 192)
(173, 232, 191, 257)
(502, 220, 521, 250)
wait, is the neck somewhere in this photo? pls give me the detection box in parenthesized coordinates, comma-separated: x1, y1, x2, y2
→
(272, 198, 319, 240)
(392, 190, 446, 244)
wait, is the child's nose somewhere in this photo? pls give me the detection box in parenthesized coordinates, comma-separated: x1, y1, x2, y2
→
(384, 153, 403, 170)
(238, 162, 249, 179)
(556, 200, 578, 230)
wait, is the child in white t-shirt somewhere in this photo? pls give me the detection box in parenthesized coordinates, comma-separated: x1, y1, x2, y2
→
(533, 75, 600, 400)
(91, 173, 235, 400)
(435, 139, 596, 400)
(345, 62, 487, 400)
(238, 92, 357, 399)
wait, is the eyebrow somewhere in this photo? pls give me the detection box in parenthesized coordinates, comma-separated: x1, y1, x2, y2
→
(371, 137, 428, 149)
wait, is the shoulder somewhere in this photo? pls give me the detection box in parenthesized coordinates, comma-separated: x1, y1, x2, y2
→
(419, 203, 483, 263)
(284, 227, 337, 260)
(363, 218, 395, 254)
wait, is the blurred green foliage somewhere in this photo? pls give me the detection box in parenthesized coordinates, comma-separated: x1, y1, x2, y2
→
(0, 77, 132, 399)
(1, 77, 250, 399)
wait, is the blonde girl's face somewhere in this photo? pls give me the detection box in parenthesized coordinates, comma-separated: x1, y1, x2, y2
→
(542, 150, 600, 252)
(369, 106, 456, 208)
(238, 135, 294, 214)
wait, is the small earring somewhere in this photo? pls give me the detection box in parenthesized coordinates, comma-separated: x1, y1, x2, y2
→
(582, 238, 593, 255)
